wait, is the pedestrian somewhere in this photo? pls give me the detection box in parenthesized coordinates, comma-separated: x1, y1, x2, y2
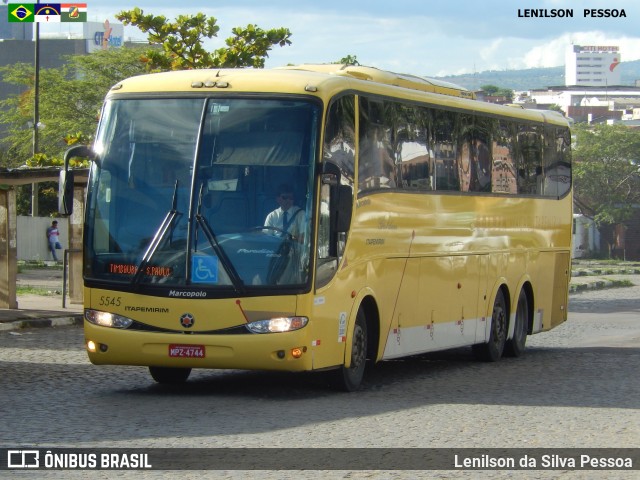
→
(46, 220, 62, 262)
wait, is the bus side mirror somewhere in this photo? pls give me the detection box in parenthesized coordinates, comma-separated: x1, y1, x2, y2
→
(58, 169, 74, 215)
(59, 144, 93, 215)
(322, 161, 340, 185)
(321, 161, 352, 232)
(336, 184, 353, 233)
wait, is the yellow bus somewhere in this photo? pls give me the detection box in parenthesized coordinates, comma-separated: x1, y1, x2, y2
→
(61, 64, 572, 391)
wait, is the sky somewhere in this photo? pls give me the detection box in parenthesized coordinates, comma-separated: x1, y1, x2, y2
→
(34, 0, 640, 77)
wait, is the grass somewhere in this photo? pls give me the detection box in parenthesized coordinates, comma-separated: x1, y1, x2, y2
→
(569, 279, 634, 293)
(17, 260, 63, 272)
(17, 285, 61, 296)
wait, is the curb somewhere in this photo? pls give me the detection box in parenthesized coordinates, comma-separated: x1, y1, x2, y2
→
(0, 315, 83, 332)
(569, 281, 613, 294)
(568, 278, 634, 294)
(572, 268, 640, 277)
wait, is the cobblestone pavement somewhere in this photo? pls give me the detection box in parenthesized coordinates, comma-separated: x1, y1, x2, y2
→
(1, 280, 639, 479)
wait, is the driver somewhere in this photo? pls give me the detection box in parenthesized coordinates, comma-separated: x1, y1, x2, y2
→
(264, 184, 305, 241)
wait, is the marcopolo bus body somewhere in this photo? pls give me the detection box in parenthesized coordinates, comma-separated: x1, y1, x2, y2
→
(61, 65, 572, 390)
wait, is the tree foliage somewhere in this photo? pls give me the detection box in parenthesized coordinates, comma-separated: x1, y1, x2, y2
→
(116, 8, 292, 71)
(480, 84, 513, 101)
(336, 55, 360, 66)
(573, 123, 640, 226)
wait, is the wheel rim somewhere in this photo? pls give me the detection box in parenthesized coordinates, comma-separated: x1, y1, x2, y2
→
(351, 324, 366, 369)
(492, 296, 506, 347)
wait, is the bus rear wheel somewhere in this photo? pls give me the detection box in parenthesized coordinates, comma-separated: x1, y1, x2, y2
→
(333, 309, 368, 392)
(149, 366, 192, 384)
(473, 288, 507, 362)
(505, 289, 528, 357)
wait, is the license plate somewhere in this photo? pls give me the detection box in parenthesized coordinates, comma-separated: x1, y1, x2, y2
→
(168, 344, 205, 358)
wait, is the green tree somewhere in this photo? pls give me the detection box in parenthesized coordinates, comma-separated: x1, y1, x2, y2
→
(336, 55, 360, 66)
(481, 84, 500, 95)
(573, 122, 640, 228)
(480, 84, 513, 102)
(116, 8, 292, 71)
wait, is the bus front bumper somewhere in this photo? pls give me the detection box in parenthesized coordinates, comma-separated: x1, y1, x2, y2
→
(84, 321, 315, 371)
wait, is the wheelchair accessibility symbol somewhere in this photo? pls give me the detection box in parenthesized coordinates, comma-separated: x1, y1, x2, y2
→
(191, 255, 218, 283)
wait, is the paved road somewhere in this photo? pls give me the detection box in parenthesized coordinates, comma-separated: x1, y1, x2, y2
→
(1, 282, 639, 479)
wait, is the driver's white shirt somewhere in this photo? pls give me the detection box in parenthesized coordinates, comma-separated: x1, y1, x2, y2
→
(264, 206, 305, 238)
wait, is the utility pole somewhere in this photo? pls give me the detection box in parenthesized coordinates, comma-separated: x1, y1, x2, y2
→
(31, 5, 40, 216)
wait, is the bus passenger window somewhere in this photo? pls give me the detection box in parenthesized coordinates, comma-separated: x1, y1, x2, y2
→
(491, 121, 517, 194)
(517, 128, 543, 195)
(432, 110, 459, 191)
(358, 98, 397, 192)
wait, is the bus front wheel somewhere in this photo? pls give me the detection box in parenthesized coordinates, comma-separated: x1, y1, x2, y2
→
(333, 309, 368, 392)
(149, 366, 192, 384)
(473, 288, 507, 362)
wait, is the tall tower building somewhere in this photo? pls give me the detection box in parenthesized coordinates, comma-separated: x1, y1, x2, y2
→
(565, 45, 621, 86)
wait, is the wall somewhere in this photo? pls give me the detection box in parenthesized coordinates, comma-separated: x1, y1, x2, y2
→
(572, 214, 600, 258)
(17, 216, 69, 262)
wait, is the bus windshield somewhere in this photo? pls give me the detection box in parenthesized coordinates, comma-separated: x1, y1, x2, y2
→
(85, 97, 319, 290)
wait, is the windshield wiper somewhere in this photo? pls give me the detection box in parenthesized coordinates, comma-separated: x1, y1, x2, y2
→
(131, 180, 181, 286)
(193, 185, 245, 294)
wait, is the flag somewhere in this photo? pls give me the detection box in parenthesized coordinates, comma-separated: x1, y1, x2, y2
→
(34, 3, 61, 23)
(7, 4, 35, 22)
(61, 3, 87, 22)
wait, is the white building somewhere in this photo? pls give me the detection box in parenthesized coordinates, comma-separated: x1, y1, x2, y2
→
(525, 86, 640, 110)
(83, 21, 125, 53)
(573, 214, 600, 259)
(565, 45, 621, 87)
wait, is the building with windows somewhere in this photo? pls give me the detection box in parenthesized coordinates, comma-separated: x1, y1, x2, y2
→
(565, 44, 621, 87)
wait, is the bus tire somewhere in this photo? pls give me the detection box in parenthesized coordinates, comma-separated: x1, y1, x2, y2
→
(149, 366, 192, 384)
(333, 309, 368, 392)
(473, 288, 507, 362)
(505, 289, 528, 357)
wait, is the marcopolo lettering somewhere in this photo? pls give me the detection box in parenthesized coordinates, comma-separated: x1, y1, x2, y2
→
(168, 290, 208, 298)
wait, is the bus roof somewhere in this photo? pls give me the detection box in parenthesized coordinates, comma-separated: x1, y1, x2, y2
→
(110, 64, 472, 99)
(108, 65, 570, 127)
(279, 64, 475, 99)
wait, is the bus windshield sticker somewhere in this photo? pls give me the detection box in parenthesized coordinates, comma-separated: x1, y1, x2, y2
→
(191, 255, 218, 283)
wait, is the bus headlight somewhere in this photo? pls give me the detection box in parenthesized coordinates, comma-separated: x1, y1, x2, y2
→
(85, 309, 134, 329)
(246, 316, 308, 334)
